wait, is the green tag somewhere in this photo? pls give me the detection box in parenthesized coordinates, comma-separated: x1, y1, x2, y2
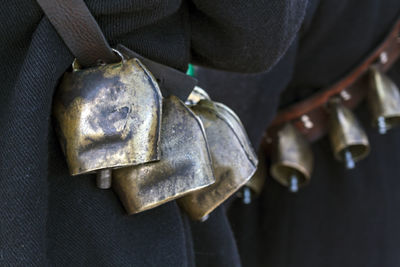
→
(186, 64, 194, 77)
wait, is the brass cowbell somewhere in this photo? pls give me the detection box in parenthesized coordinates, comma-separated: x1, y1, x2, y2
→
(270, 123, 313, 193)
(112, 96, 215, 215)
(367, 66, 400, 134)
(328, 99, 370, 169)
(240, 150, 267, 204)
(53, 57, 162, 189)
(178, 99, 258, 220)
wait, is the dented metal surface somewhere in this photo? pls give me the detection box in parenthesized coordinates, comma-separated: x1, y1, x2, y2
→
(179, 99, 258, 220)
(112, 96, 215, 215)
(53, 58, 162, 177)
(245, 150, 267, 196)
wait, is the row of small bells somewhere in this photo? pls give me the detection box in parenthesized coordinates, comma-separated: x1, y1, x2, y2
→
(270, 66, 400, 193)
(53, 55, 259, 221)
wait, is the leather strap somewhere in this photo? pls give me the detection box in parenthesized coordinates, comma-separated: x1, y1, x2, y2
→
(36, 0, 196, 100)
(265, 18, 400, 143)
(36, 0, 119, 67)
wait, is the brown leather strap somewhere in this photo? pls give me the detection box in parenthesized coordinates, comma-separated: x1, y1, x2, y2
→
(36, 0, 119, 67)
(266, 18, 400, 143)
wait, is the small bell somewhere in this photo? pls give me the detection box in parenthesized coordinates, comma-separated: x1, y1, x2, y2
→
(328, 99, 370, 169)
(239, 150, 267, 204)
(367, 66, 400, 134)
(178, 99, 258, 220)
(53, 57, 162, 189)
(112, 96, 215, 215)
(270, 123, 313, 192)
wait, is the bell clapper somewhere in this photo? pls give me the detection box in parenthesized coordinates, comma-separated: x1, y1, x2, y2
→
(242, 186, 252, 204)
(96, 169, 112, 189)
(200, 214, 209, 222)
(343, 149, 355, 170)
(289, 174, 299, 193)
(377, 116, 388, 135)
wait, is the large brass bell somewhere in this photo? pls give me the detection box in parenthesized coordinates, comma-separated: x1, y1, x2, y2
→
(178, 99, 258, 220)
(53, 57, 162, 189)
(328, 99, 370, 169)
(112, 96, 215, 215)
(367, 66, 400, 134)
(270, 123, 313, 193)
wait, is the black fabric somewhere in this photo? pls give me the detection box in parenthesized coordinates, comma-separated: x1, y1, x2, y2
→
(196, 0, 400, 266)
(281, 0, 400, 108)
(189, 0, 307, 73)
(0, 0, 308, 266)
(196, 39, 298, 148)
(198, 0, 400, 148)
(228, 196, 263, 267)
(190, 206, 241, 267)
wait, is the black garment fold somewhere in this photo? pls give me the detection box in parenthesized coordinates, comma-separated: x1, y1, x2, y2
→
(0, 0, 307, 266)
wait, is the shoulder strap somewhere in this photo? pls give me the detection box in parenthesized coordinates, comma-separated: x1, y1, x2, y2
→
(36, 0, 119, 67)
(36, 0, 197, 100)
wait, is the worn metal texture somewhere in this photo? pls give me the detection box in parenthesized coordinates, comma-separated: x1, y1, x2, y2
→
(245, 150, 267, 196)
(185, 86, 211, 106)
(53, 58, 162, 176)
(117, 44, 198, 101)
(112, 96, 215, 215)
(328, 100, 370, 162)
(270, 123, 313, 188)
(367, 66, 400, 132)
(179, 99, 258, 220)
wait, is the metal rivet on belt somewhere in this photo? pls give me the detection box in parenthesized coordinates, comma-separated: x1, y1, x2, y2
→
(301, 115, 314, 129)
(340, 89, 351, 101)
(379, 51, 388, 64)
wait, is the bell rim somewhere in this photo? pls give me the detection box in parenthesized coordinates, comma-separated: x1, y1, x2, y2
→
(335, 143, 370, 162)
(69, 157, 161, 176)
(117, 176, 215, 215)
(372, 115, 400, 129)
(270, 162, 311, 187)
(180, 163, 258, 221)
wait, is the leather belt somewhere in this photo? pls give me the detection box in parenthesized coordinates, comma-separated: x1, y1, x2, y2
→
(265, 18, 400, 143)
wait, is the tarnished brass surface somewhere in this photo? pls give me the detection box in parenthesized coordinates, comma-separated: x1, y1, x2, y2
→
(186, 86, 211, 106)
(245, 150, 267, 196)
(367, 66, 400, 134)
(328, 99, 370, 163)
(53, 58, 162, 176)
(179, 100, 258, 220)
(270, 123, 313, 188)
(239, 151, 267, 204)
(112, 96, 215, 215)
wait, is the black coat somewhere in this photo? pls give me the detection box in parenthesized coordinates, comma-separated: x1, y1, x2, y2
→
(0, 0, 306, 266)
